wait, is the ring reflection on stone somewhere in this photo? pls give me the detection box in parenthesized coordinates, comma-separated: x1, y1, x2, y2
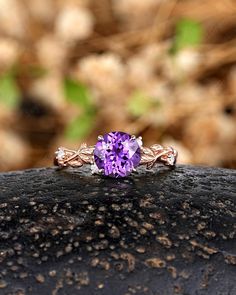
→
(54, 131, 178, 178)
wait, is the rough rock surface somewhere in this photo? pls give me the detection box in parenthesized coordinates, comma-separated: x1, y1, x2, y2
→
(0, 165, 235, 295)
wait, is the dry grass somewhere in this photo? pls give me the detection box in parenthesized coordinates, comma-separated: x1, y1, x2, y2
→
(0, 0, 235, 171)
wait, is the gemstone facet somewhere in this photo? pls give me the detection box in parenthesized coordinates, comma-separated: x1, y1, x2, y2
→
(94, 131, 141, 178)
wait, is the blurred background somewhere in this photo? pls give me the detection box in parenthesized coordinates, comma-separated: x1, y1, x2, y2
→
(0, 0, 236, 172)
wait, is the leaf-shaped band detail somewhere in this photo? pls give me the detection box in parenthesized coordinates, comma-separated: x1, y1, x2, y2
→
(140, 144, 178, 168)
(54, 144, 94, 168)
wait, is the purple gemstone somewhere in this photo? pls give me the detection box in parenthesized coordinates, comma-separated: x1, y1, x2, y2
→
(94, 131, 141, 178)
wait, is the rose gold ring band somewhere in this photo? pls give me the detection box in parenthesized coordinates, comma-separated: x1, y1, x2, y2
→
(54, 143, 177, 170)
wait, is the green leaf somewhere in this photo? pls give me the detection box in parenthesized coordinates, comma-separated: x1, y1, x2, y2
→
(171, 18, 203, 54)
(0, 74, 20, 109)
(65, 111, 95, 141)
(127, 91, 153, 117)
(64, 78, 92, 110)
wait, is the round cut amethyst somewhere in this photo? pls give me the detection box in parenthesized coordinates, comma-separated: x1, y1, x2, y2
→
(94, 131, 141, 178)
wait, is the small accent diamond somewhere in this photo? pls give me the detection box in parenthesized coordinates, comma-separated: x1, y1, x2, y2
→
(55, 148, 65, 160)
(167, 154, 175, 165)
(91, 163, 101, 174)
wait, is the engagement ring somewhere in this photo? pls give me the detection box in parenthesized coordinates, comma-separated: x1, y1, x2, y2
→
(54, 131, 178, 178)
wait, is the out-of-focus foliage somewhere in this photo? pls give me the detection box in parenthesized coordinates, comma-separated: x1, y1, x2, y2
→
(0, 0, 235, 171)
(171, 19, 203, 54)
(65, 112, 95, 141)
(64, 78, 92, 109)
(128, 91, 153, 117)
(64, 78, 96, 140)
(0, 73, 20, 109)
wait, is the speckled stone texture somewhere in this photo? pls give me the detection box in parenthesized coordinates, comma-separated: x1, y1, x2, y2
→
(0, 165, 235, 295)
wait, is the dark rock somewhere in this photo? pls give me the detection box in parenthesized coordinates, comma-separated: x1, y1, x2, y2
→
(0, 165, 235, 295)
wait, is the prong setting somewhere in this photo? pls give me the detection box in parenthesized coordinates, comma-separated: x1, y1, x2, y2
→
(98, 135, 104, 141)
(136, 136, 143, 148)
(132, 167, 138, 173)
